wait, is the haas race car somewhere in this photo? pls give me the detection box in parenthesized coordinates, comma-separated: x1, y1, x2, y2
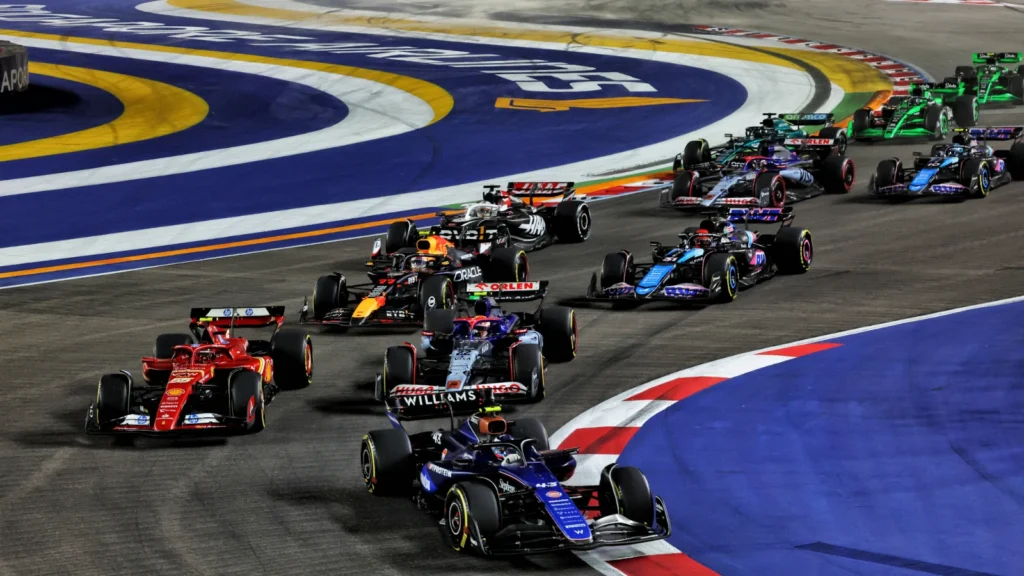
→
(85, 307, 313, 436)
(375, 282, 577, 404)
(588, 207, 812, 305)
(301, 233, 530, 328)
(360, 395, 671, 556)
(383, 182, 592, 256)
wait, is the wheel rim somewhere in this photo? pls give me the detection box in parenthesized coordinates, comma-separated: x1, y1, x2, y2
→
(361, 446, 373, 484)
(844, 161, 855, 190)
(771, 178, 785, 207)
(447, 501, 463, 536)
(728, 264, 737, 293)
(802, 237, 813, 266)
(304, 340, 313, 381)
(570, 311, 578, 355)
(578, 207, 591, 239)
(981, 167, 990, 193)
(518, 254, 529, 281)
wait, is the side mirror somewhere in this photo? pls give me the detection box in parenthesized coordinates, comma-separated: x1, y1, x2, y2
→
(649, 241, 662, 247)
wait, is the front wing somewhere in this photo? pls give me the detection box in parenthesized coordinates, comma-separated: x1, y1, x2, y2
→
(298, 303, 420, 328)
(85, 405, 251, 436)
(585, 274, 711, 302)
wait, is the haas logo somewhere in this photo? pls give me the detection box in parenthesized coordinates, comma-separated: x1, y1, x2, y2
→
(517, 215, 546, 236)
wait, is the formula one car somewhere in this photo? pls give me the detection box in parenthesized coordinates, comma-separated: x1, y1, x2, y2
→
(660, 134, 854, 210)
(360, 397, 671, 555)
(850, 83, 977, 140)
(672, 112, 848, 171)
(931, 52, 1024, 107)
(384, 182, 591, 257)
(374, 283, 577, 403)
(588, 207, 812, 305)
(871, 126, 1024, 199)
(85, 307, 313, 436)
(300, 234, 528, 328)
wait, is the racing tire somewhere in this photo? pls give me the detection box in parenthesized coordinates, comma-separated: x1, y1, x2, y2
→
(924, 105, 948, 140)
(703, 253, 739, 303)
(817, 127, 847, 155)
(679, 139, 711, 170)
(509, 418, 550, 451)
(774, 227, 813, 274)
(383, 345, 416, 396)
(538, 305, 578, 363)
(361, 428, 414, 496)
(228, 370, 265, 433)
(960, 157, 992, 198)
(312, 274, 348, 321)
(874, 158, 904, 190)
(1007, 142, 1024, 179)
(488, 247, 528, 282)
(600, 252, 634, 290)
(955, 65, 977, 81)
(271, 329, 313, 390)
(665, 170, 697, 207)
(821, 155, 855, 194)
(553, 200, 592, 243)
(512, 343, 545, 402)
(423, 309, 456, 335)
(953, 95, 979, 127)
(753, 171, 785, 207)
(445, 482, 501, 553)
(148, 333, 195, 386)
(1009, 74, 1024, 101)
(385, 219, 418, 255)
(942, 76, 959, 86)
(96, 373, 131, 425)
(598, 465, 656, 527)
(851, 109, 872, 140)
(419, 275, 455, 313)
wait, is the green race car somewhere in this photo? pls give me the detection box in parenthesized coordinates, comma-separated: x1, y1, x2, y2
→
(850, 83, 977, 141)
(932, 52, 1024, 106)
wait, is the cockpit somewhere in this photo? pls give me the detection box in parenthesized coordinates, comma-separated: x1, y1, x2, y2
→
(170, 345, 230, 368)
(451, 317, 507, 340)
(464, 203, 502, 219)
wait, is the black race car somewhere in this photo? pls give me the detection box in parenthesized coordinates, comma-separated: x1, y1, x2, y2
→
(587, 206, 812, 305)
(383, 182, 592, 256)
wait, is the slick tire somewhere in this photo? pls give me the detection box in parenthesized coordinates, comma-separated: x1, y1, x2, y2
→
(445, 482, 501, 553)
(385, 219, 418, 255)
(953, 95, 979, 127)
(665, 170, 697, 206)
(955, 65, 977, 81)
(149, 333, 195, 386)
(488, 247, 528, 282)
(598, 465, 656, 527)
(312, 274, 348, 321)
(553, 200, 592, 243)
(774, 227, 814, 274)
(509, 418, 550, 451)
(96, 373, 131, 426)
(271, 329, 313, 390)
(703, 253, 738, 303)
(512, 343, 545, 402)
(419, 275, 455, 312)
(600, 252, 634, 291)
(538, 306, 578, 363)
(852, 109, 872, 140)
(874, 158, 904, 190)
(679, 139, 711, 170)
(383, 345, 416, 396)
(1009, 74, 1024, 101)
(924, 105, 948, 140)
(752, 171, 785, 207)
(821, 155, 855, 194)
(960, 157, 992, 198)
(228, 370, 265, 433)
(1008, 142, 1024, 180)
(361, 428, 414, 496)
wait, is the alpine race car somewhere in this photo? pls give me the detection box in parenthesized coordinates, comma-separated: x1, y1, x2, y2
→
(871, 126, 1024, 199)
(588, 207, 812, 305)
(360, 397, 671, 556)
(300, 234, 528, 328)
(85, 307, 313, 436)
(672, 112, 848, 171)
(931, 52, 1024, 107)
(384, 182, 591, 256)
(850, 83, 977, 140)
(375, 283, 577, 404)
(660, 135, 854, 210)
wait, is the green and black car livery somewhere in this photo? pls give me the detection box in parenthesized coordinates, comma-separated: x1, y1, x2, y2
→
(933, 52, 1024, 106)
(850, 84, 976, 141)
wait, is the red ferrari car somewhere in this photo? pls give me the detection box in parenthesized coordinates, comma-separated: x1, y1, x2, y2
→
(85, 307, 313, 436)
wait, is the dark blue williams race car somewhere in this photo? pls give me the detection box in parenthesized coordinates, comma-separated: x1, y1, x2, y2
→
(360, 394, 671, 556)
(374, 281, 578, 404)
(587, 207, 812, 305)
(871, 126, 1024, 199)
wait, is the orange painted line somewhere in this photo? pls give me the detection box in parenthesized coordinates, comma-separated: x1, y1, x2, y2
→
(0, 212, 450, 280)
(831, 89, 892, 130)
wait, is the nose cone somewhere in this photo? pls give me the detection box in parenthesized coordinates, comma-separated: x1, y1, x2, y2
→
(155, 386, 188, 431)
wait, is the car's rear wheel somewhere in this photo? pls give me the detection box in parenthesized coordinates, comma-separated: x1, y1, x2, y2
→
(361, 428, 414, 496)
(599, 465, 656, 527)
(852, 109, 872, 139)
(955, 65, 977, 81)
(271, 329, 313, 390)
(821, 155, 855, 194)
(147, 333, 195, 386)
(509, 418, 550, 451)
(312, 274, 348, 321)
(774, 227, 813, 274)
(553, 200, 591, 243)
(512, 343, 545, 402)
(228, 370, 265, 433)
(419, 275, 455, 312)
(677, 139, 711, 170)
(488, 248, 528, 282)
(445, 482, 501, 554)
(817, 127, 847, 155)
(538, 306, 577, 363)
(1009, 74, 1024, 101)
(1008, 142, 1024, 180)
(953, 95, 979, 127)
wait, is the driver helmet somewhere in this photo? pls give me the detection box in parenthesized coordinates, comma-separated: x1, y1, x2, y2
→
(195, 348, 217, 364)
(693, 229, 714, 249)
(406, 255, 434, 273)
(720, 221, 736, 235)
(466, 204, 499, 219)
(472, 320, 492, 339)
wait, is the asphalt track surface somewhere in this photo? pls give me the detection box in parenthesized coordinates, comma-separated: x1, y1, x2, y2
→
(2, 1, 1024, 575)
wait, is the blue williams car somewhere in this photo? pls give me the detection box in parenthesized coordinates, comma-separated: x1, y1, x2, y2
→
(587, 207, 812, 305)
(374, 281, 577, 404)
(360, 397, 671, 556)
(871, 126, 1024, 199)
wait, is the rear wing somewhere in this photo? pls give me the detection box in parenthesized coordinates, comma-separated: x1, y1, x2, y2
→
(461, 280, 549, 302)
(190, 307, 285, 328)
(973, 52, 1022, 64)
(385, 385, 505, 420)
(726, 206, 795, 225)
(507, 181, 578, 205)
(783, 137, 838, 148)
(777, 113, 834, 126)
(956, 126, 1024, 141)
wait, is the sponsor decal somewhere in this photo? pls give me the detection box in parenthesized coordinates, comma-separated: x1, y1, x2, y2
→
(385, 309, 411, 318)
(471, 282, 539, 292)
(185, 413, 199, 425)
(546, 490, 563, 498)
(165, 388, 185, 396)
(426, 296, 436, 308)
(400, 390, 479, 406)
(419, 470, 433, 492)
(472, 382, 526, 395)
(499, 478, 517, 494)
(427, 463, 452, 478)
(451, 266, 483, 282)
(0, 64, 28, 93)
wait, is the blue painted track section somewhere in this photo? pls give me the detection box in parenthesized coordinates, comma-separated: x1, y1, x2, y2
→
(0, 73, 123, 146)
(619, 301, 1024, 575)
